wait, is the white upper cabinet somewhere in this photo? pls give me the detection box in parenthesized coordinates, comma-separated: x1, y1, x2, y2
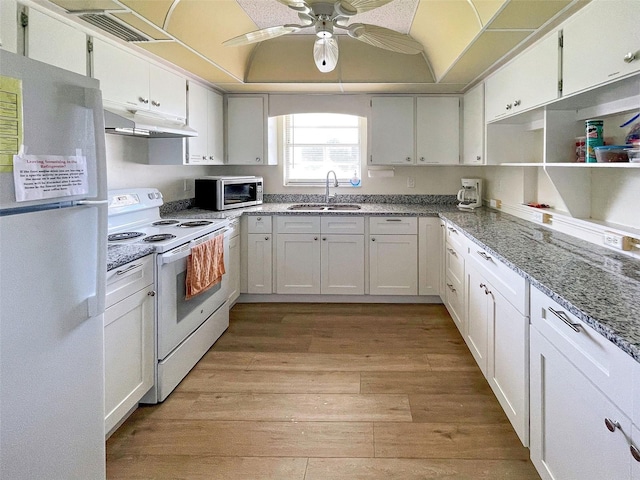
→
(370, 96, 460, 165)
(227, 95, 275, 165)
(485, 32, 560, 122)
(416, 97, 460, 165)
(187, 82, 223, 165)
(462, 83, 485, 165)
(92, 38, 186, 121)
(562, 0, 640, 96)
(0, 0, 18, 53)
(26, 8, 86, 75)
(370, 96, 415, 165)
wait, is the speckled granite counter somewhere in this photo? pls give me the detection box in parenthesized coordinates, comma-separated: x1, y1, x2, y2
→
(107, 244, 155, 271)
(441, 209, 640, 362)
(164, 202, 640, 363)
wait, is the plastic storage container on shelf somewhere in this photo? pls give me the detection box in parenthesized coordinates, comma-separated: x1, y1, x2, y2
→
(593, 145, 631, 163)
(628, 148, 640, 163)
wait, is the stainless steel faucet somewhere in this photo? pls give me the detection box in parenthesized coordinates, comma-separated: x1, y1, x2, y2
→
(325, 170, 338, 203)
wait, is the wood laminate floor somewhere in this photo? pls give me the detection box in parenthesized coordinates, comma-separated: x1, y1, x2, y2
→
(107, 303, 540, 479)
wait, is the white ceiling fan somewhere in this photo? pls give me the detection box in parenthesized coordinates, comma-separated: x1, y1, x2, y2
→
(223, 0, 423, 73)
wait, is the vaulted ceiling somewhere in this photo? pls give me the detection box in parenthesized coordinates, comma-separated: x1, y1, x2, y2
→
(46, 0, 588, 93)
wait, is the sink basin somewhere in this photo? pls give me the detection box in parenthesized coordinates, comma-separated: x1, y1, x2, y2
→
(287, 204, 328, 211)
(287, 203, 362, 211)
(326, 204, 362, 210)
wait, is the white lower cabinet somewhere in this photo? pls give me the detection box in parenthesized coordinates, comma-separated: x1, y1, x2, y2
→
(465, 260, 529, 446)
(633, 425, 640, 479)
(275, 216, 365, 295)
(276, 233, 321, 294)
(246, 234, 272, 294)
(321, 234, 365, 295)
(369, 217, 417, 295)
(104, 256, 155, 435)
(227, 220, 240, 304)
(530, 326, 632, 480)
(418, 217, 441, 296)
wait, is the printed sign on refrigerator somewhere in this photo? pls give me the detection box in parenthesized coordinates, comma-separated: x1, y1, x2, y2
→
(0, 75, 23, 173)
(12, 151, 89, 201)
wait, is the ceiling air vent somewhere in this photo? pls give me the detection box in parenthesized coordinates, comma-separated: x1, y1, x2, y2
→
(79, 14, 151, 42)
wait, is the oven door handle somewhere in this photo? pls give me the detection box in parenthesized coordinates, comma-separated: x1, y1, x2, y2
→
(160, 245, 192, 265)
(160, 229, 229, 265)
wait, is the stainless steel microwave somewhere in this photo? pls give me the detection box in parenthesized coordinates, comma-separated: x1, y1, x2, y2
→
(195, 176, 263, 211)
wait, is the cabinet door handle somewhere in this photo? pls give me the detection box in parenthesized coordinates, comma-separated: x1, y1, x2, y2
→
(322, 237, 327, 241)
(604, 418, 621, 433)
(447, 227, 458, 234)
(264, 236, 269, 241)
(385, 219, 402, 222)
(151, 100, 160, 107)
(447, 247, 457, 256)
(446, 283, 456, 293)
(256, 157, 261, 163)
(147, 290, 156, 297)
(479, 283, 491, 295)
(115, 263, 142, 276)
(371, 237, 376, 242)
(624, 52, 636, 63)
(548, 307, 581, 332)
(256, 217, 262, 221)
(139, 97, 149, 104)
(477, 251, 492, 261)
(406, 157, 412, 162)
(476, 155, 481, 161)
(631, 445, 640, 462)
(419, 157, 425, 162)
(506, 103, 513, 110)
(514, 99, 521, 107)
(314, 237, 318, 241)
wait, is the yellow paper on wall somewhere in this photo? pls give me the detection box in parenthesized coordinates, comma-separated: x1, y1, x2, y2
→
(0, 75, 23, 173)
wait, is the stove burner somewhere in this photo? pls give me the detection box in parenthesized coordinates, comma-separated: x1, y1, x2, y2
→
(108, 232, 144, 241)
(177, 221, 213, 228)
(143, 234, 177, 243)
(152, 220, 180, 226)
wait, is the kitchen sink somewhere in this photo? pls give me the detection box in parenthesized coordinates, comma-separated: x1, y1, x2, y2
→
(287, 204, 362, 211)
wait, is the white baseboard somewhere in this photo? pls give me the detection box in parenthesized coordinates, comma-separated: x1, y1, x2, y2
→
(238, 294, 444, 304)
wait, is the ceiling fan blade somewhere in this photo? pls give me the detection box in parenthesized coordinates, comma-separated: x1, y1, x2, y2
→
(336, 0, 394, 15)
(347, 23, 423, 54)
(277, 0, 311, 12)
(223, 25, 302, 47)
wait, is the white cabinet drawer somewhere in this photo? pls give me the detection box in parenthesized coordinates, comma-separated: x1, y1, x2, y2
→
(445, 243, 464, 285)
(530, 285, 635, 415)
(247, 215, 272, 234)
(468, 246, 527, 314)
(444, 222, 468, 252)
(444, 273, 464, 332)
(369, 216, 417, 235)
(321, 216, 365, 234)
(276, 216, 321, 234)
(106, 256, 154, 308)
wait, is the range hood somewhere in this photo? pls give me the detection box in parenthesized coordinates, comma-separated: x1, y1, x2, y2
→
(103, 107, 198, 138)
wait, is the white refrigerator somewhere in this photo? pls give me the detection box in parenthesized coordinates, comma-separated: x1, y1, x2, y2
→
(0, 51, 107, 479)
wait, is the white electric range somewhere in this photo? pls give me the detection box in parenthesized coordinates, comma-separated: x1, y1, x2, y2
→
(108, 188, 230, 403)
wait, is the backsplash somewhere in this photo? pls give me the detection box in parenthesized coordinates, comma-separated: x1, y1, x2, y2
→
(263, 194, 458, 204)
(160, 194, 457, 215)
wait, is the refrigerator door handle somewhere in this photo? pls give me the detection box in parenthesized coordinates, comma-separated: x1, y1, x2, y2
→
(76, 200, 109, 206)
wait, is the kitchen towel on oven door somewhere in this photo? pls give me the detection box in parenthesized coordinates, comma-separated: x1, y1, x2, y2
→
(186, 235, 225, 299)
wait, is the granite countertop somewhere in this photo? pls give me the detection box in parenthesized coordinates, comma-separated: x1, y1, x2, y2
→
(113, 201, 640, 363)
(441, 209, 640, 362)
(107, 244, 155, 271)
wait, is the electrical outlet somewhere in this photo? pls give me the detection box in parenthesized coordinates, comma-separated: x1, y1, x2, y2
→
(489, 199, 501, 209)
(531, 211, 551, 224)
(603, 231, 632, 251)
(407, 177, 415, 188)
(183, 179, 192, 192)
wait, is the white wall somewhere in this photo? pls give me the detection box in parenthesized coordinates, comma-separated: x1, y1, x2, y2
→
(106, 134, 471, 201)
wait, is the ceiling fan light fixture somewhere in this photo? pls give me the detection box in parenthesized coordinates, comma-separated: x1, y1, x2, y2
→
(313, 37, 339, 73)
(315, 18, 334, 38)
